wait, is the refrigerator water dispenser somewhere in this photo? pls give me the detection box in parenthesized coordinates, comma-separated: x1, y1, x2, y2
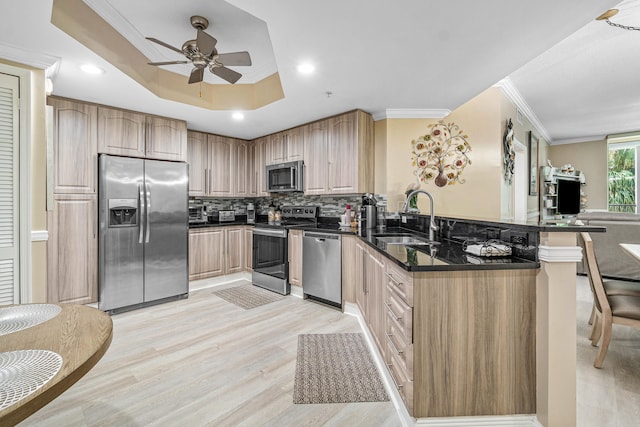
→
(108, 199, 138, 227)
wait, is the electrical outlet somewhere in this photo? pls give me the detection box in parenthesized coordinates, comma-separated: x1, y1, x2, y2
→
(401, 215, 407, 224)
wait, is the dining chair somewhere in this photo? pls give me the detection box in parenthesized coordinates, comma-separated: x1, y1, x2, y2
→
(580, 232, 640, 368)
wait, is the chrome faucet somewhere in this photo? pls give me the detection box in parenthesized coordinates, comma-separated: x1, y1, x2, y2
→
(402, 190, 438, 241)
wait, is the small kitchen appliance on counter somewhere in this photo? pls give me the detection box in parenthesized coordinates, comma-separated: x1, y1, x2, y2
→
(218, 210, 236, 223)
(246, 203, 255, 224)
(361, 193, 377, 229)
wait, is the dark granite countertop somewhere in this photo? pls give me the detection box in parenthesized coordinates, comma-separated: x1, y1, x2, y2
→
(189, 220, 253, 228)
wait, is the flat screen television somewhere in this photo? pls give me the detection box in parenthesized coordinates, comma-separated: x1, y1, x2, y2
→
(556, 178, 581, 215)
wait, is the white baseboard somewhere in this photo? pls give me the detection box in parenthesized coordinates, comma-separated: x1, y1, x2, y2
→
(415, 415, 539, 426)
(290, 285, 303, 298)
(188, 272, 251, 292)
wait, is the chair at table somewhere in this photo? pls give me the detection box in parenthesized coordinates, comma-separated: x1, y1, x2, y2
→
(578, 234, 640, 326)
(580, 232, 640, 368)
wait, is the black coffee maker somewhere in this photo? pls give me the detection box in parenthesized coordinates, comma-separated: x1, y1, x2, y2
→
(360, 193, 377, 229)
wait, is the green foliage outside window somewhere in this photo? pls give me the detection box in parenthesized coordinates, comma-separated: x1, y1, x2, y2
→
(608, 147, 636, 213)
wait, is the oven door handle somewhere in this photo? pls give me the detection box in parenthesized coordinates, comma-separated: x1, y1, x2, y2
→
(253, 227, 287, 238)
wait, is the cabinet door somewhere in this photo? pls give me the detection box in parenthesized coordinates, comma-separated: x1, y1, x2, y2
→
(233, 140, 249, 197)
(244, 227, 253, 270)
(365, 247, 386, 351)
(268, 133, 286, 165)
(355, 241, 366, 314)
(48, 98, 97, 194)
(254, 137, 269, 197)
(208, 135, 232, 196)
(97, 106, 146, 158)
(47, 194, 97, 304)
(187, 131, 208, 197)
(288, 229, 303, 287)
(226, 227, 244, 274)
(146, 116, 187, 161)
(328, 112, 358, 193)
(189, 229, 225, 280)
(303, 121, 329, 194)
(284, 126, 304, 162)
(247, 143, 256, 196)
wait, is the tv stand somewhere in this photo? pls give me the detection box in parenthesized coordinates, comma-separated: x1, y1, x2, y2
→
(539, 166, 586, 221)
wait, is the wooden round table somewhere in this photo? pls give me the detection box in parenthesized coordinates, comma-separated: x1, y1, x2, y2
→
(0, 304, 112, 425)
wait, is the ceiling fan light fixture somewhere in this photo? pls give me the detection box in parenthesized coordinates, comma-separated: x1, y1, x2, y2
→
(80, 64, 104, 75)
(297, 63, 315, 74)
(596, 8, 640, 31)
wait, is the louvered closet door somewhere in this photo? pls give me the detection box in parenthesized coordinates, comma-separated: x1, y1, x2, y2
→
(0, 73, 19, 305)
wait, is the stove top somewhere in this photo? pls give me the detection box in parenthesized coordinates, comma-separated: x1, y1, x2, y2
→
(256, 205, 319, 228)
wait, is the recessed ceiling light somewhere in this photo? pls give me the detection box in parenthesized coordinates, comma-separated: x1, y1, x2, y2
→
(232, 112, 245, 120)
(297, 63, 315, 74)
(80, 64, 104, 75)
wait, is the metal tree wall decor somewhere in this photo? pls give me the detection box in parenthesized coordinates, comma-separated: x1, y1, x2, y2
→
(503, 118, 515, 184)
(410, 120, 472, 187)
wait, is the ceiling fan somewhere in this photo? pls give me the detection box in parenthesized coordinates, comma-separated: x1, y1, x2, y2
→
(146, 15, 252, 84)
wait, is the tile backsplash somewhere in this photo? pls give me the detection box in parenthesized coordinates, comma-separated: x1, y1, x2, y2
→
(190, 194, 387, 217)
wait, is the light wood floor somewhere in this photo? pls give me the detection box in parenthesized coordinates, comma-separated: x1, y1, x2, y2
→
(576, 274, 640, 427)
(17, 276, 640, 426)
(19, 281, 401, 427)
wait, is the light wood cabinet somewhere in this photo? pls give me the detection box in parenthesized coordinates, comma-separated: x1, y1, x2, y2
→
(188, 226, 246, 280)
(303, 110, 373, 195)
(303, 121, 329, 194)
(187, 131, 207, 196)
(233, 140, 250, 196)
(244, 227, 253, 271)
(253, 137, 269, 196)
(47, 194, 97, 304)
(288, 229, 303, 287)
(96, 105, 187, 162)
(226, 226, 244, 274)
(189, 228, 225, 280)
(364, 245, 386, 350)
(267, 133, 286, 165)
(145, 116, 187, 162)
(97, 107, 146, 158)
(48, 98, 97, 194)
(267, 128, 304, 165)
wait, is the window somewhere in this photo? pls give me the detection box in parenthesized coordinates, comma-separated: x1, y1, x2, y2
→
(607, 133, 638, 213)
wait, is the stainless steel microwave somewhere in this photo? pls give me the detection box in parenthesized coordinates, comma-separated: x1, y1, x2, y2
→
(266, 160, 304, 192)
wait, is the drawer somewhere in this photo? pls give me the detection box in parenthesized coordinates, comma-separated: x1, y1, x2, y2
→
(387, 348, 414, 414)
(385, 283, 413, 340)
(385, 262, 414, 306)
(386, 314, 414, 379)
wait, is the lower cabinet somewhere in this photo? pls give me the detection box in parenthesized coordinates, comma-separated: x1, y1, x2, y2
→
(188, 226, 246, 280)
(288, 229, 303, 287)
(244, 227, 253, 271)
(47, 194, 97, 304)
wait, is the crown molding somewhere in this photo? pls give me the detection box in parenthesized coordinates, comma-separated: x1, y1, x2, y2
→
(0, 42, 60, 76)
(551, 134, 607, 145)
(372, 108, 451, 121)
(494, 77, 552, 144)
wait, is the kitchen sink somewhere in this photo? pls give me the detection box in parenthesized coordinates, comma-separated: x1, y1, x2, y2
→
(375, 234, 439, 246)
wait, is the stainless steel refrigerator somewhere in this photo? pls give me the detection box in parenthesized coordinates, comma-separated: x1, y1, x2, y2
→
(98, 154, 189, 313)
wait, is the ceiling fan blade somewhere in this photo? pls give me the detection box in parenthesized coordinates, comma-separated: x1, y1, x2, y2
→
(212, 66, 242, 84)
(216, 51, 252, 66)
(148, 61, 189, 66)
(146, 37, 184, 55)
(188, 67, 205, 84)
(197, 29, 217, 57)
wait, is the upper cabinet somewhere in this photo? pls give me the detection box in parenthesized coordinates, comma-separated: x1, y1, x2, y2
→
(304, 110, 374, 195)
(97, 105, 187, 162)
(186, 132, 249, 197)
(253, 137, 269, 197)
(266, 128, 304, 165)
(48, 97, 97, 194)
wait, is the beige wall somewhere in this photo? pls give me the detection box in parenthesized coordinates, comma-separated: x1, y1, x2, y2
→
(378, 88, 509, 220)
(0, 59, 48, 303)
(549, 139, 607, 210)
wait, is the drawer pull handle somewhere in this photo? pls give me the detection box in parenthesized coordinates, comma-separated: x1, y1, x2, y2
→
(384, 302, 402, 321)
(385, 272, 403, 286)
(386, 363, 404, 389)
(386, 333, 404, 355)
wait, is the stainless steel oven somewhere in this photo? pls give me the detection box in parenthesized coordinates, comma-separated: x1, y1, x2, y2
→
(252, 227, 289, 295)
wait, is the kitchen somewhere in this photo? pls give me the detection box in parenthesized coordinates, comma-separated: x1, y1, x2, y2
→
(0, 0, 636, 426)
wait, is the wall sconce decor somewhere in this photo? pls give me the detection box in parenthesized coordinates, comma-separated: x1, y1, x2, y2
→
(411, 120, 472, 187)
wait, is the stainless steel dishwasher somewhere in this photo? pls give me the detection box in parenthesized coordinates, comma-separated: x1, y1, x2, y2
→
(302, 231, 342, 306)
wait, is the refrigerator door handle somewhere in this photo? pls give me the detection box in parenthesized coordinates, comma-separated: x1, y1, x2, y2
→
(145, 182, 151, 243)
(138, 183, 144, 244)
